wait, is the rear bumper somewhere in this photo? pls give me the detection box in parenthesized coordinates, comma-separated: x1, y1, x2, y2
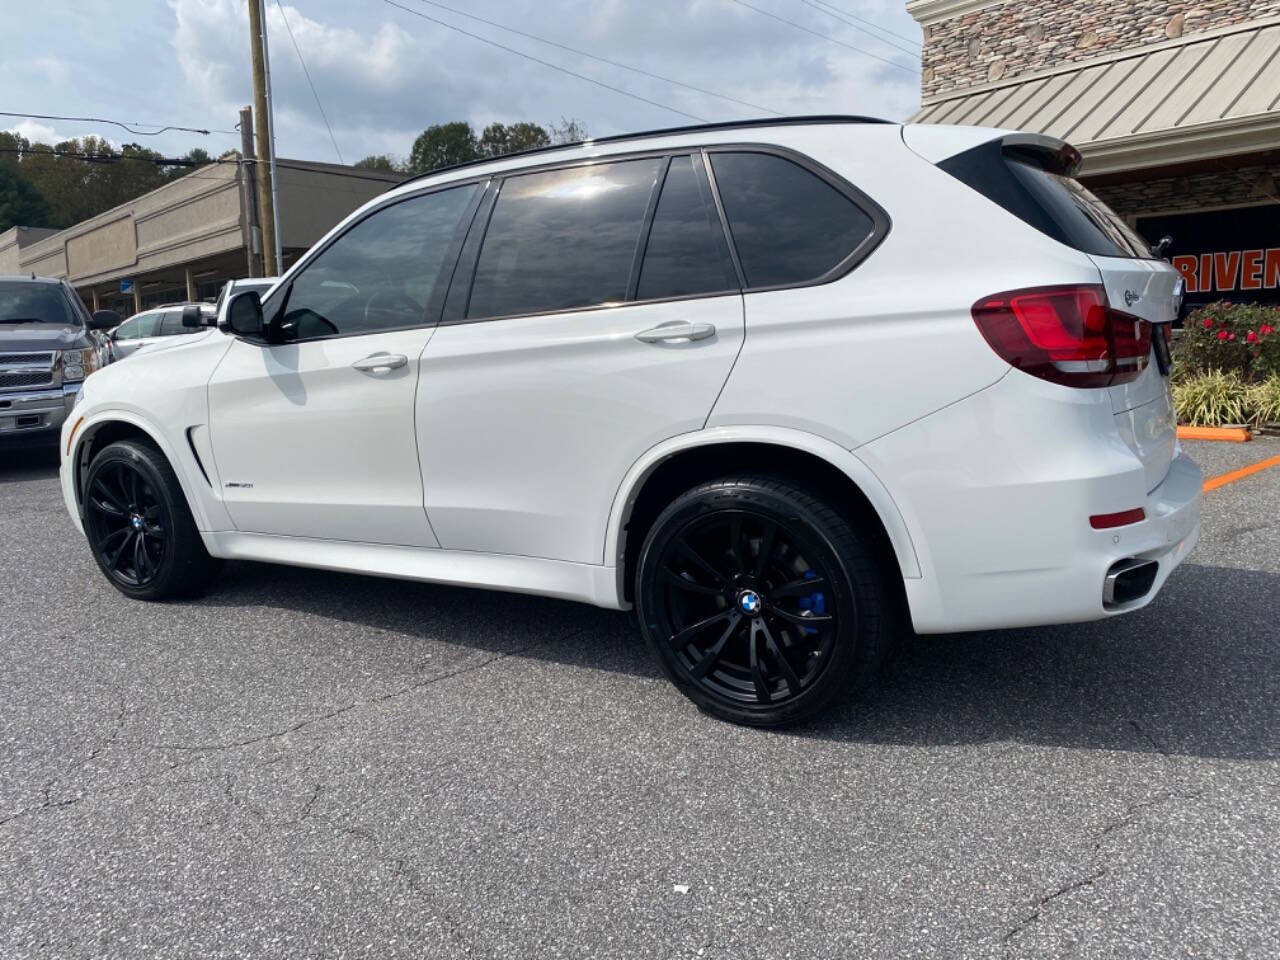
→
(0, 385, 78, 447)
(898, 450, 1200, 633)
(856, 372, 1201, 634)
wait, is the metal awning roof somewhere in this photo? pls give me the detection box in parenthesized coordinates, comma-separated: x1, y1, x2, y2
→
(912, 18, 1280, 175)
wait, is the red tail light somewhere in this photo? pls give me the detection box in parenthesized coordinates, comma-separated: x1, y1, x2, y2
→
(972, 285, 1152, 388)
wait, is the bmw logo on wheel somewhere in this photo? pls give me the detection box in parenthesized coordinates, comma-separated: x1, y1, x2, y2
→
(737, 589, 762, 617)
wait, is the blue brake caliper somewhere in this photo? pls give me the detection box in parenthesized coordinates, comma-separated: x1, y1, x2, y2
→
(795, 570, 826, 636)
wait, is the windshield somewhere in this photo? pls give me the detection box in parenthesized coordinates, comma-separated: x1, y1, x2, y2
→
(0, 281, 77, 325)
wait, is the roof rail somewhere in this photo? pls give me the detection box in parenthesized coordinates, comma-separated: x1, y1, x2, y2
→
(396, 114, 894, 188)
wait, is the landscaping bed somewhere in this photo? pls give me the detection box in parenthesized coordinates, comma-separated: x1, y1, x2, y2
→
(1173, 302, 1280, 432)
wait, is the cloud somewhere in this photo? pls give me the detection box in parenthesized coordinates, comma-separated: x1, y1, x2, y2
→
(7, 121, 65, 145)
(8, 0, 923, 165)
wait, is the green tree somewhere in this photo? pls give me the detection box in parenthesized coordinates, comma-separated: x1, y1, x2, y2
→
(0, 131, 26, 174)
(478, 121, 550, 158)
(0, 165, 52, 230)
(354, 154, 403, 172)
(407, 122, 479, 174)
(163, 147, 214, 181)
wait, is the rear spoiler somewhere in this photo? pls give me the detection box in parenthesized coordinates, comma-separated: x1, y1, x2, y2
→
(902, 125, 1082, 175)
(998, 133, 1083, 177)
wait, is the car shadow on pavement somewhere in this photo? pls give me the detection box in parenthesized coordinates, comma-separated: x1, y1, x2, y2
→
(199, 558, 1277, 763)
(0, 446, 60, 479)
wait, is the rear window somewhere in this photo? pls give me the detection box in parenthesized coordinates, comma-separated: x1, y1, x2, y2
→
(939, 141, 1153, 260)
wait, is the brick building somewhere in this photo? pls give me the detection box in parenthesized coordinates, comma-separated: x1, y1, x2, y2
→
(907, 0, 1280, 305)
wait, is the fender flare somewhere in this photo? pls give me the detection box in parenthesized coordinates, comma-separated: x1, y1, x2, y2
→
(603, 425, 922, 601)
(69, 407, 233, 534)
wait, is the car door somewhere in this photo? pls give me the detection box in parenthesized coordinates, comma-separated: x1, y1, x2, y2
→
(417, 152, 745, 564)
(206, 181, 482, 546)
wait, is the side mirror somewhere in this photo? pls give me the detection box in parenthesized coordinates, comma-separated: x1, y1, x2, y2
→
(181, 304, 203, 328)
(223, 289, 264, 338)
(90, 309, 122, 331)
(1150, 235, 1174, 259)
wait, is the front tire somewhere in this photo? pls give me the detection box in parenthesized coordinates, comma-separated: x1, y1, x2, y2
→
(636, 476, 890, 727)
(82, 439, 221, 600)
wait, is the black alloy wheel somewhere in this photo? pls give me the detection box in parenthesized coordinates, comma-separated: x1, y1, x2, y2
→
(82, 439, 222, 600)
(85, 458, 169, 588)
(637, 476, 889, 727)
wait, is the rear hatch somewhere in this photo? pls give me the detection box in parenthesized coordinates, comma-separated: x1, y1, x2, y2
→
(927, 130, 1180, 492)
(1088, 254, 1180, 491)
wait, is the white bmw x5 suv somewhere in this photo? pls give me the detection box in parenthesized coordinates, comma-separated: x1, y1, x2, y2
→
(62, 117, 1201, 726)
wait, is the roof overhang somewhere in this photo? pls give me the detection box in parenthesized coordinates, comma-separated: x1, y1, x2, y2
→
(911, 16, 1280, 175)
(905, 0, 1001, 28)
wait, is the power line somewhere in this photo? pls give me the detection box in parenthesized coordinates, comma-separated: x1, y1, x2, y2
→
(274, 0, 344, 164)
(379, 0, 707, 122)
(724, 0, 917, 74)
(805, 0, 922, 48)
(0, 111, 237, 137)
(793, 0, 921, 57)
(405, 0, 781, 117)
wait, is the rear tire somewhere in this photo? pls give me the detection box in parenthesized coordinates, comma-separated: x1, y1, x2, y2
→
(635, 475, 891, 727)
(82, 439, 221, 600)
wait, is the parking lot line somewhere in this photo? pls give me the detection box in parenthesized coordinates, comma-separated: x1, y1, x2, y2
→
(1203, 453, 1280, 493)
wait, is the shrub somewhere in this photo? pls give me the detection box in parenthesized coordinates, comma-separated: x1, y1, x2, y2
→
(1246, 377, 1280, 427)
(1173, 369, 1249, 426)
(1178, 302, 1280, 381)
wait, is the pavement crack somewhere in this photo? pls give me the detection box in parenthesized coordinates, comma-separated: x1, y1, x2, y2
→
(1128, 718, 1171, 759)
(3, 633, 579, 831)
(2, 691, 130, 827)
(150, 633, 572, 755)
(1095, 789, 1203, 847)
(1003, 868, 1108, 948)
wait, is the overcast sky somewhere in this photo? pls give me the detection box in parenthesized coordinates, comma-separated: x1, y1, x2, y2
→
(1, 0, 922, 164)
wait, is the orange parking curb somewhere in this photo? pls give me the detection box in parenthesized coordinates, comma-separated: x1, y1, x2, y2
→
(1203, 454, 1280, 493)
(1177, 425, 1252, 443)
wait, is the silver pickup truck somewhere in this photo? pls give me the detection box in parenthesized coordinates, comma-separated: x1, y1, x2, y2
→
(0, 275, 117, 449)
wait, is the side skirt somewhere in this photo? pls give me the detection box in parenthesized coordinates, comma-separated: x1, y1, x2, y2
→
(202, 531, 627, 610)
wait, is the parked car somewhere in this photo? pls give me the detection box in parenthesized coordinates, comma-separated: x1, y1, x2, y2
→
(60, 117, 1201, 726)
(0, 275, 116, 449)
(109, 302, 214, 360)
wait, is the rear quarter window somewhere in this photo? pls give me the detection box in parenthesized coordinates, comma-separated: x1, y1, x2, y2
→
(709, 151, 876, 289)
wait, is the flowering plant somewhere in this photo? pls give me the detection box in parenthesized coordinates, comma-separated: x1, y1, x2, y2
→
(1177, 302, 1280, 381)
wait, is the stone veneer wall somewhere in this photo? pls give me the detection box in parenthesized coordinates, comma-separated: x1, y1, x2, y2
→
(921, 0, 1280, 98)
(1088, 163, 1280, 219)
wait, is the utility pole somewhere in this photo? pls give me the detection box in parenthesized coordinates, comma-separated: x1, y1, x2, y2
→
(247, 0, 279, 276)
(259, 0, 284, 276)
(238, 105, 263, 278)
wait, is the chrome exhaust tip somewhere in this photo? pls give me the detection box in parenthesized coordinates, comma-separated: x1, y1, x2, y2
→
(1103, 558, 1159, 607)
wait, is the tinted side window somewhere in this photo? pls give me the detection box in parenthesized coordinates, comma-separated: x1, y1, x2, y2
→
(118, 313, 160, 339)
(279, 184, 478, 340)
(710, 152, 874, 289)
(158, 311, 186, 336)
(637, 155, 738, 301)
(467, 158, 662, 319)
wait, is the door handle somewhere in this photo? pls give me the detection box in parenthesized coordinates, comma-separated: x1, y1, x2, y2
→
(352, 352, 408, 373)
(634, 321, 716, 344)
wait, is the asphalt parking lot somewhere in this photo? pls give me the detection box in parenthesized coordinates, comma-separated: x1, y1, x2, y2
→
(2, 440, 1278, 959)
